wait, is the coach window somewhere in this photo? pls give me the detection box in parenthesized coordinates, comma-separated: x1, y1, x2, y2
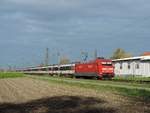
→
(54, 67, 58, 70)
(33, 69, 36, 71)
(62, 66, 67, 70)
(62, 66, 66, 70)
(41, 68, 46, 71)
(60, 67, 63, 70)
(67, 66, 71, 70)
(48, 68, 51, 71)
(60, 66, 64, 70)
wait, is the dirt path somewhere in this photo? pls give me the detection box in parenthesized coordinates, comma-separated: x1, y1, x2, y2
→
(0, 78, 149, 113)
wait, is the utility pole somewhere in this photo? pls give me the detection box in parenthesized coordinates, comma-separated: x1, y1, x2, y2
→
(45, 48, 49, 66)
(8, 65, 12, 72)
(94, 49, 97, 59)
(57, 51, 60, 64)
(45, 48, 49, 75)
(57, 51, 60, 76)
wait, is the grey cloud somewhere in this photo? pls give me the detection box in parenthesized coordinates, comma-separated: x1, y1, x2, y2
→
(0, 0, 150, 67)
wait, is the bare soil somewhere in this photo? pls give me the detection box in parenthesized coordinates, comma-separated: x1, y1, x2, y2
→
(0, 78, 149, 113)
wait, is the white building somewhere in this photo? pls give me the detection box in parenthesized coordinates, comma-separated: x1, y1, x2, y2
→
(113, 56, 150, 77)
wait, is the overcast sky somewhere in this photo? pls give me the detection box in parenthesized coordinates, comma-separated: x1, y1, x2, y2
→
(0, 0, 150, 68)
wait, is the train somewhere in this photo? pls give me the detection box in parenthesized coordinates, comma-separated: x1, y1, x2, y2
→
(21, 58, 114, 80)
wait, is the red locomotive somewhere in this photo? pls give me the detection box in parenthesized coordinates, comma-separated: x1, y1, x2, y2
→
(75, 58, 114, 79)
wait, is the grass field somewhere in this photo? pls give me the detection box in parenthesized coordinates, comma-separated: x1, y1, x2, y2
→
(113, 76, 150, 82)
(0, 72, 24, 79)
(28, 75, 150, 100)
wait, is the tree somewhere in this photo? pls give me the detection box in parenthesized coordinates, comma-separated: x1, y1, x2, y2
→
(111, 48, 132, 59)
(59, 56, 70, 64)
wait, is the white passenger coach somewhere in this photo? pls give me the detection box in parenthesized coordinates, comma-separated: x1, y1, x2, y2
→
(22, 64, 75, 75)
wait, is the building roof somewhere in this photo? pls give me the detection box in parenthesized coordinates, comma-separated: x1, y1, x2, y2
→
(141, 52, 150, 56)
(112, 56, 150, 62)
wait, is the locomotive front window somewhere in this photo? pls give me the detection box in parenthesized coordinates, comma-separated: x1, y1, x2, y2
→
(101, 62, 112, 66)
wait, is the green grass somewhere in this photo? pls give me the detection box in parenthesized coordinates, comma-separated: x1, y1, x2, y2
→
(0, 72, 25, 79)
(113, 76, 150, 82)
(27, 75, 150, 101)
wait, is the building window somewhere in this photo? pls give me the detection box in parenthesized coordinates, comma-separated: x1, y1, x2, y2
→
(128, 63, 130, 69)
(136, 63, 140, 69)
(120, 63, 122, 69)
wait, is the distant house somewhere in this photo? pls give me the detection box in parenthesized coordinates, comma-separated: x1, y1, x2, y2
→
(112, 55, 150, 77)
(141, 52, 150, 56)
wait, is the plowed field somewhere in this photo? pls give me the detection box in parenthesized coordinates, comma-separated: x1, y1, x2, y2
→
(0, 78, 149, 113)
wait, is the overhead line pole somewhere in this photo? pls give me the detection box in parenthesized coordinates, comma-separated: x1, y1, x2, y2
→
(57, 51, 60, 76)
(45, 48, 49, 66)
(45, 48, 49, 74)
(94, 49, 98, 59)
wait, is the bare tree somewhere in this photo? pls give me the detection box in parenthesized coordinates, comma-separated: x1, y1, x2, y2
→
(59, 56, 70, 64)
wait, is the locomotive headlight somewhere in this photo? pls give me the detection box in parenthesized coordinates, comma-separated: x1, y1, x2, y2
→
(108, 68, 113, 70)
(102, 68, 113, 71)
